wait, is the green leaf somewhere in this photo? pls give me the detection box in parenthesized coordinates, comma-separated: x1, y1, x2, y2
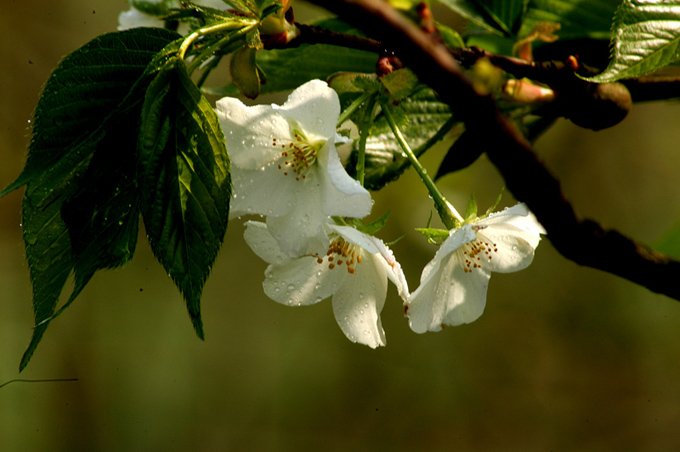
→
(138, 57, 231, 339)
(13, 28, 181, 371)
(435, 129, 484, 180)
(349, 90, 456, 190)
(472, 0, 530, 36)
(436, 0, 504, 35)
(437, 22, 466, 49)
(204, 19, 377, 96)
(585, 0, 680, 82)
(520, 0, 620, 40)
(1, 28, 182, 197)
(380, 68, 419, 101)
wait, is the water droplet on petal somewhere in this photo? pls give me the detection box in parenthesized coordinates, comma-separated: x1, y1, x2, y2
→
(287, 284, 295, 291)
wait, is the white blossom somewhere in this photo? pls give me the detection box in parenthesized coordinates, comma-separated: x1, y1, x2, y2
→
(244, 221, 408, 348)
(405, 203, 545, 333)
(216, 80, 373, 258)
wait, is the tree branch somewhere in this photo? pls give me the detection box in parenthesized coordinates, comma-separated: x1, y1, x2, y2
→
(309, 0, 680, 301)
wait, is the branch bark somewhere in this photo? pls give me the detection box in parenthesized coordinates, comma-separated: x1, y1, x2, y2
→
(309, 0, 680, 301)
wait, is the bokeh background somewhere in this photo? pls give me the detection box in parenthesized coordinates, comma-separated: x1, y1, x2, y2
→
(3, 1, 680, 451)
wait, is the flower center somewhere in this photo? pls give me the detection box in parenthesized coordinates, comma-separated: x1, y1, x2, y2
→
(272, 130, 323, 181)
(458, 225, 498, 273)
(316, 237, 362, 274)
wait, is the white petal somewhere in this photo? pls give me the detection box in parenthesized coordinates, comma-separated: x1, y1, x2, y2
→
(275, 80, 340, 141)
(229, 163, 301, 219)
(406, 253, 490, 333)
(263, 255, 345, 306)
(243, 221, 290, 265)
(417, 226, 477, 285)
(215, 98, 293, 170)
(329, 224, 409, 300)
(317, 143, 373, 218)
(266, 194, 331, 258)
(481, 203, 546, 237)
(476, 225, 539, 273)
(328, 225, 380, 254)
(332, 252, 388, 348)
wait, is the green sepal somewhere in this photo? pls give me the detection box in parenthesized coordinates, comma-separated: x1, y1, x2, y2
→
(350, 211, 391, 236)
(415, 227, 450, 244)
(465, 193, 478, 222)
(138, 56, 231, 340)
(483, 188, 504, 218)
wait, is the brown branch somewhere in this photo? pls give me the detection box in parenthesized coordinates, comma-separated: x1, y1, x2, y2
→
(308, 0, 680, 301)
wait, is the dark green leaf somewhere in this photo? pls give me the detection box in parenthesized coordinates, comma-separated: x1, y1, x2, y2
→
(520, 0, 620, 40)
(13, 28, 181, 371)
(585, 0, 680, 82)
(1, 28, 182, 196)
(204, 19, 377, 96)
(435, 129, 484, 180)
(472, 0, 530, 36)
(436, 0, 504, 35)
(138, 57, 231, 339)
(349, 90, 456, 190)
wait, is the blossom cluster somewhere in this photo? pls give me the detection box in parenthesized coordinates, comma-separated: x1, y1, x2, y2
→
(215, 80, 546, 346)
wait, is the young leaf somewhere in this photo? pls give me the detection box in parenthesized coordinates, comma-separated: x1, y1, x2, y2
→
(586, 0, 680, 83)
(10, 28, 181, 371)
(138, 57, 231, 339)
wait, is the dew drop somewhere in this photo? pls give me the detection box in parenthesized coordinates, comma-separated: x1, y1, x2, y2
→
(363, 330, 370, 336)
(287, 284, 295, 291)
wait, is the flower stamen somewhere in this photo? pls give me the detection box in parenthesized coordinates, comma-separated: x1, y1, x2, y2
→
(458, 226, 498, 273)
(272, 131, 323, 181)
(317, 237, 362, 274)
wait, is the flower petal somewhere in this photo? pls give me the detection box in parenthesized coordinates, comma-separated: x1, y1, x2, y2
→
(318, 142, 373, 218)
(406, 253, 490, 333)
(329, 224, 409, 300)
(215, 98, 293, 170)
(263, 256, 345, 307)
(266, 193, 331, 258)
(332, 252, 388, 348)
(275, 80, 340, 141)
(481, 203, 546, 238)
(476, 225, 539, 273)
(228, 162, 304, 219)
(243, 221, 290, 265)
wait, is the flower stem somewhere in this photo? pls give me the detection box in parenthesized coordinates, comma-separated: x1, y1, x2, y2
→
(336, 90, 373, 128)
(381, 103, 463, 229)
(355, 95, 378, 186)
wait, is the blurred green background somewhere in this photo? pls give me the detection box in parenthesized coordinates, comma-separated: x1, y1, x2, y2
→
(3, 1, 680, 451)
